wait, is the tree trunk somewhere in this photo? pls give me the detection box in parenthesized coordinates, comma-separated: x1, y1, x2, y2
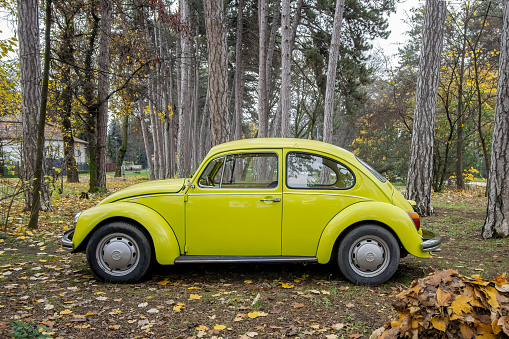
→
(28, 0, 53, 229)
(114, 115, 128, 177)
(204, 0, 230, 146)
(280, 0, 292, 138)
(177, 0, 192, 177)
(323, 0, 345, 144)
(482, 1, 509, 239)
(18, 0, 51, 211)
(455, 14, 468, 191)
(234, 0, 244, 141)
(59, 12, 79, 183)
(192, 35, 200, 172)
(265, 0, 280, 101)
(138, 100, 155, 180)
(96, 0, 112, 191)
(405, 0, 446, 216)
(149, 97, 160, 179)
(257, 0, 269, 138)
(274, 0, 303, 138)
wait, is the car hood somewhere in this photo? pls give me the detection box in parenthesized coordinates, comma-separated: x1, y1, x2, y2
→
(98, 178, 187, 205)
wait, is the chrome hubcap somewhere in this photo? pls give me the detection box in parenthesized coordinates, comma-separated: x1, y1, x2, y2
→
(349, 235, 390, 277)
(96, 233, 140, 276)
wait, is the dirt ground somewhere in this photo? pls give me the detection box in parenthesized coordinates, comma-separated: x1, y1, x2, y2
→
(0, 188, 507, 338)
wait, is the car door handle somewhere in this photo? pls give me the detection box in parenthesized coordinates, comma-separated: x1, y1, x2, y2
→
(260, 198, 281, 202)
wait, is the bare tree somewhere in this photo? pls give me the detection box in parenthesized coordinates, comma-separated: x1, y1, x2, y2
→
(483, 1, 509, 238)
(405, 0, 446, 216)
(322, 0, 345, 144)
(18, 0, 51, 211)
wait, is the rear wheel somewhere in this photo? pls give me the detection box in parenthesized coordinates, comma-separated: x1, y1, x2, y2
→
(337, 225, 400, 285)
(86, 222, 152, 283)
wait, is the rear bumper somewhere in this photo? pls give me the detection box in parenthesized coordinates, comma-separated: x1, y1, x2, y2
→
(61, 229, 75, 251)
(421, 229, 442, 252)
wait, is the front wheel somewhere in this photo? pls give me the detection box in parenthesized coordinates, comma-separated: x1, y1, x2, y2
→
(86, 222, 152, 283)
(337, 225, 400, 285)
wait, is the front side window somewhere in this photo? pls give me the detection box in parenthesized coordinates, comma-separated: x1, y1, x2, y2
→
(221, 153, 278, 188)
(198, 156, 224, 187)
(286, 152, 355, 189)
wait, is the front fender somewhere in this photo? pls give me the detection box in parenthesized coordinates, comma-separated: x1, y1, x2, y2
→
(72, 202, 181, 265)
(316, 201, 431, 263)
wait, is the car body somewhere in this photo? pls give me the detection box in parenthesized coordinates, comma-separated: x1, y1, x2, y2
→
(62, 138, 441, 285)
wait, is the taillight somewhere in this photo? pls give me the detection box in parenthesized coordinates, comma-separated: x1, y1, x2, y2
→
(407, 211, 420, 230)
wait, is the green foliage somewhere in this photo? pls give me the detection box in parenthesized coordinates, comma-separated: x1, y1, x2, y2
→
(8, 321, 51, 339)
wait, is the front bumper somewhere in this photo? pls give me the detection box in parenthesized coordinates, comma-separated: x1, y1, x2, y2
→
(61, 229, 75, 251)
(421, 229, 442, 252)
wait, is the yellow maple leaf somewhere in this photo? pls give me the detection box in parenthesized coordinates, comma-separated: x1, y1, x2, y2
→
(196, 325, 208, 331)
(173, 305, 183, 312)
(60, 309, 72, 315)
(432, 317, 446, 332)
(214, 324, 226, 330)
(449, 295, 472, 315)
(481, 286, 500, 309)
(157, 279, 170, 286)
(189, 294, 201, 300)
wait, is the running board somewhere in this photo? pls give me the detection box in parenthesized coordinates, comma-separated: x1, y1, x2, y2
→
(174, 256, 318, 264)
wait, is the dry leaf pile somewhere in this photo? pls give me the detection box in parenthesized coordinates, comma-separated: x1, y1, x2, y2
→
(371, 269, 509, 339)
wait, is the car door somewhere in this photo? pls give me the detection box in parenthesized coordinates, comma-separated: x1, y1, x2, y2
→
(186, 150, 283, 256)
(282, 150, 363, 256)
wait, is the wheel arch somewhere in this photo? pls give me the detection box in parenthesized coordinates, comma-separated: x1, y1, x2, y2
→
(72, 202, 181, 265)
(316, 201, 429, 264)
(326, 220, 404, 263)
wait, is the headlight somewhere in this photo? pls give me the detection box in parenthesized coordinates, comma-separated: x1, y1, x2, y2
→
(73, 212, 82, 227)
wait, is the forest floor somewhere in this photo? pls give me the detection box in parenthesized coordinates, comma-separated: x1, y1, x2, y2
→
(0, 176, 507, 338)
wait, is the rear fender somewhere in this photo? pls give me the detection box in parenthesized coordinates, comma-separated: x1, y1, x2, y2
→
(316, 201, 430, 263)
(72, 202, 180, 265)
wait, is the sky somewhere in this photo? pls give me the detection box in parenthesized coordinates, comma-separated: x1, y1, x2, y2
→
(0, 0, 418, 60)
(374, 0, 417, 59)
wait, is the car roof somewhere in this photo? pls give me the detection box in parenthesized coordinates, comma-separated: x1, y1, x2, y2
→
(209, 138, 357, 162)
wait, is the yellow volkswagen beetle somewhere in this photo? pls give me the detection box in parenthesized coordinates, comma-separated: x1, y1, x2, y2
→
(62, 138, 441, 285)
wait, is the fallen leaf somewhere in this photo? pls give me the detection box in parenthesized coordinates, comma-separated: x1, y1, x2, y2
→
(291, 302, 304, 308)
(214, 324, 226, 330)
(332, 323, 345, 330)
(189, 294, 201, 300)
(281, 283, 294, 289)
(157, 279, 170, 286)
(432, 317, 446, 332)
(248, 311, 258, 319)
(60, 309, 72, 315)
(346, 303, 355, 308)
(109, 324, 121, 330)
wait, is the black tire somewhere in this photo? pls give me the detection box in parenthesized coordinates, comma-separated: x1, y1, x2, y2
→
(337, 225, 400, 285)
(86, 222, 152, 283)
